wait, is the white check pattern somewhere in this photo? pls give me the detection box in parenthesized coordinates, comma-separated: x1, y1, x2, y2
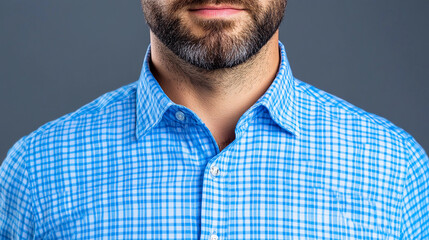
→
(1, 42, 428, 239)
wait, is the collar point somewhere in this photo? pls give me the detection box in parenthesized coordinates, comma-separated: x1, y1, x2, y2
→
(280, 122, 301, 138)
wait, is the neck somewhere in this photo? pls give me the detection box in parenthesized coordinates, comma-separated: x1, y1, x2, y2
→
(149, 31, 281, 151)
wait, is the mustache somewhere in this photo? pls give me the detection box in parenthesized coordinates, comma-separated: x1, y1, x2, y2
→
(170, 0, 261, 13)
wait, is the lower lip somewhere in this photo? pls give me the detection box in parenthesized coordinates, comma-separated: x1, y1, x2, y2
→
(189, 8, 244, 18)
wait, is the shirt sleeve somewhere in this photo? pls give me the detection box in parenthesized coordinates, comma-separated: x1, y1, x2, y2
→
(0, 138, 35, 239)
(400, 138, 429, 239)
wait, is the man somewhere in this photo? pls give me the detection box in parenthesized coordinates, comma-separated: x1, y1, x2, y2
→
(1, 0, 428, 239)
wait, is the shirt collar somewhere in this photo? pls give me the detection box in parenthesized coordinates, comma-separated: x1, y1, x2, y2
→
(135, 46, 174, 139)
(255, 41, 301, 137)
(135, 41, 300, 140)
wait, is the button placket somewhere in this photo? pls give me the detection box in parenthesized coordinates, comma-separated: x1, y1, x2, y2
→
(200, 156, 230, 240)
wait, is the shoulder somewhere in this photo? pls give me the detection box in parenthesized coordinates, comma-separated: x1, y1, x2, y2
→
(9, 81, 139, 168)
(294, 77, 416, 144)
(9, 80, 139, 194)
(23, 81, 138, 145)
(292, 77, 427, 184)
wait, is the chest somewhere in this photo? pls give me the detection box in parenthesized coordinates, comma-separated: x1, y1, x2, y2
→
(38, 156, 399, 239)
(34, 124, 403, 239)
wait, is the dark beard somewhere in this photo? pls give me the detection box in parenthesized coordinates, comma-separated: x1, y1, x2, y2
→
(143, 0, 287, 70)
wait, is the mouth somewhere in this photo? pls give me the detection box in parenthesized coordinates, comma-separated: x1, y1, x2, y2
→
(188, 5, 246, 18)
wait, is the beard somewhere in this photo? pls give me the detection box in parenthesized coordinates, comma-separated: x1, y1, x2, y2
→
(142, 0, 287, 70)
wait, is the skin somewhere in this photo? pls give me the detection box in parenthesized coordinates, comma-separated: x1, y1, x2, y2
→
(141, 0, 285, 151)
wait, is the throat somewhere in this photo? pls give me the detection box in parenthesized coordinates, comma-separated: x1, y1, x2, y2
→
(217, 134, 236, 152)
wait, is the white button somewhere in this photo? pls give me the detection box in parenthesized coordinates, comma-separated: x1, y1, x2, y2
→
(210, 234, 219, 240)
(175, 111, 185, 121)
(210, 165, 220, 177)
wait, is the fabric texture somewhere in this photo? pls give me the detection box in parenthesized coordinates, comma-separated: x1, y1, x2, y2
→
(1, 42, 428, 239)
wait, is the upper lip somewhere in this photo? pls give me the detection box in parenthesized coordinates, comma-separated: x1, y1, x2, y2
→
(189, 5, 245, 11)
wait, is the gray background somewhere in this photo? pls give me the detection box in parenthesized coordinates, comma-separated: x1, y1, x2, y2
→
(1, 0, 428, 163)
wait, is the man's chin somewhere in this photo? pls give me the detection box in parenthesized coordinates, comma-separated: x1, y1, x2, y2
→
(175, 38, 257, 71)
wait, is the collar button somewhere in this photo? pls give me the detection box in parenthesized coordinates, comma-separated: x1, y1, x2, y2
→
(175, 111, 186, 121)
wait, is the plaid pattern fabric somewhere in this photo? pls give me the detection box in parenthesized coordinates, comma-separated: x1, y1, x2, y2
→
(1, 42, 428, 239)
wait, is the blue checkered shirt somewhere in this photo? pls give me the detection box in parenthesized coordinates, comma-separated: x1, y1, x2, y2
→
(1, 42, 428, 239)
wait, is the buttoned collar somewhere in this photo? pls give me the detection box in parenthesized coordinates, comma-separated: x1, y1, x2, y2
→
(135, 41, 300, 140)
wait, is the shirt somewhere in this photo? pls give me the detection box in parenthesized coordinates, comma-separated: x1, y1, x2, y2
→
(1, 42, 428, 240)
